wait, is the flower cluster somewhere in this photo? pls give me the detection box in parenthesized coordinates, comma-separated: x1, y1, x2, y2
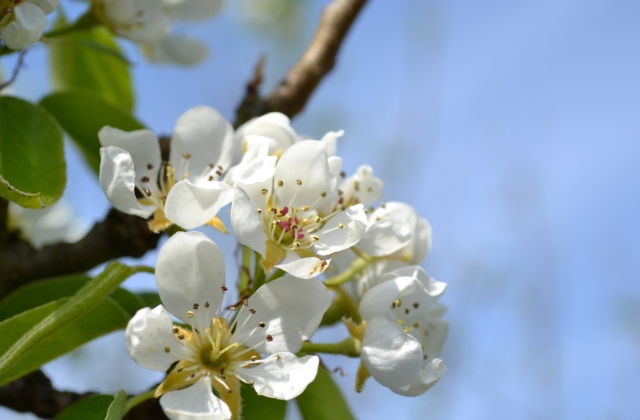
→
(103, 108, 449, 419)
(96, 0, 223, 65)
(0, 0, 58, 50)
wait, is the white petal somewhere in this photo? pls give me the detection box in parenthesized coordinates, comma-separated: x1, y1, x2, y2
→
(340, 165, 383, 206)
(356, 259, 411, 297)
(156, 232, 226, 325)
(394, 358, 447, 397)
(274, 140, 331, 209)
(231, 276, 330, 354)
(165, 0, 224, 21)
(361, 317, 423, 390)
(98, 126, 161, 187)
(123, 8, 171, 44)
(99, 147, 155, 218)
(359, 276, 419, 321)
(411, 217, 432, 264)
(230, 186, 266, 256)
(170, 106, 234, 183)
(160, 376, 231, 420)
(319, 130, 343, 157)
(234, 112, 297, 163)
(327, 156, 343, 182)
(1, 3, 47, 50)
(383, 266, 446, 297)
(239, 353, 319, 400)
(275, 252, 330, 279)
(235, 156, 277, 207)
(164, 180, 231, 229)
(222, 136, 270, 187)
(144, 35, 208, 66)
(125, 305, 188, 372)
(314, 204, 367, 255)
(357, 219, 413, 257)
(26, 0, 58, 14)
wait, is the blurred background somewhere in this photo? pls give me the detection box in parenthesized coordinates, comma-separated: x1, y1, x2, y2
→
(2, 0, 640, 418)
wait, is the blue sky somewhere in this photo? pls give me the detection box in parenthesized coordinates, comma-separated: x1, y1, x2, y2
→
(2, 0, 640, 419)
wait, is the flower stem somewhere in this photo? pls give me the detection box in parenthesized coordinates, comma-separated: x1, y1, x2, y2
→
(300, 337, 361, 357)
(43, 9, 101, 39)
(251, 252, 266, 293)
(323, 257, 370, 288)
(239, 246, 252, 293)
(124, 388, 156, 413)
(266, 268, 286, 283)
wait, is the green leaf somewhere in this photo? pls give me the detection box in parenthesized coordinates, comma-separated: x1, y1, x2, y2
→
(0, 297, 129, 386)
(105, 390, 128, 420)
(49, 21, 134, 111)
(39, 90, 145, 173)
(0, 274, 147, 322)
(137, 292, 162, 309)
(0, 262, 151, 384)
(55, 394, 121, 420)
(241, 384, 287, 420)
(296, 367, 355, 420)
(0, 96, 66, 208)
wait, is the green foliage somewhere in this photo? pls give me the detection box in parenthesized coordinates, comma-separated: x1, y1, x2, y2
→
(296, 367, 355, 420)
(0, 96, 66, 208)
(241, 384, 287, 420)
(39, 90, 145, 173)
(137, 292, 162, 309)
(0, 262, 150, 385)
(55, 390, 128, 420)
(0, 274, 147, 321)
(0, 297, 129, 386)
(49, 22, 134, 111)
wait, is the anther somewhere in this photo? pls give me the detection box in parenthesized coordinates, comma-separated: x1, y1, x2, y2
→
(173, 327, 180, 334)
(354, 181, 360, 191)
(301, 205, 310, 211)
(248, 380, 255, 386)
(266, 335, 273, 342)
(311, 235, 319, 242)
(205, 302, 210, 308)
(340, 171, 346, 178)
(261, 188, 268, 194)
(321, 191, 327, 197)
(178, 334, 185, 340)
(187, 311, 194, 318)
(164, 346, 170, 353)
(208, 163, 214, 168)
(413, 323, 420, 328)
(257, 208, 262, 214)
(340, 205, 346, 211)
(221, 286, 228, 293)
(183, 152, 192, 159)
(277, 180, 284, 187)
(338, 223, 345, 229)
(209, 175, 215, 181)
(293, 242, 301, 249)
(271, 208, 278, 214)
(259, 322, 266, 328)
(394, 299, 402, 307)
(249, 308, 256, 314)
(226, 389, 232, 394)
(338, 189, 344, 195)
(145, 189, 152, 196)
(216, 170, 223, 176)
(141, 176, 150, 182)
(147, 163, 154, 170)
(381, 202, 386, 208)
(405, 308, 410, 315)
(413, 302, 419, 308)
(193, 303, 199, 310)
(296, 179, 302, 185)
(243, 300, 249, 307)
(220, 368, 226, 379)
(250, 356, 257, 361)
(314, 216, 321, 223)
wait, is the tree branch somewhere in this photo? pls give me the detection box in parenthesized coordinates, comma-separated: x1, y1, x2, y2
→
(0, 208, 161, 299)
(235, 0, 369, 125)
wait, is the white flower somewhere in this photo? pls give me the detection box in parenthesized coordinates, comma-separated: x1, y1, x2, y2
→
(8, 199, 88, 250)
(98, 0, 171, 44)
(163, 0, 224, 22)
(0, 2, 49, 50)
(99, 106, 233, 232)
(230, 140, 368, 279)
(143, 34, 208, 66)
(233, 113, 298, 164)
(359, 266, 448, 396)
(126, 232, 330, 419)
(357, 201, 432, 262)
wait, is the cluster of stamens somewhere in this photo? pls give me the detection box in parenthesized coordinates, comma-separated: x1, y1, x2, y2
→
(162, 286, 273, 393)
(390, 298, 431, 361)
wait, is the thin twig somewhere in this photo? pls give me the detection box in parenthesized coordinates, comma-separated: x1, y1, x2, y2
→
(0, 50, 26, 91)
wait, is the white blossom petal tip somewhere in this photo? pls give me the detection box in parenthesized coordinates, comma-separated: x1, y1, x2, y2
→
(160, 376, 231, 420)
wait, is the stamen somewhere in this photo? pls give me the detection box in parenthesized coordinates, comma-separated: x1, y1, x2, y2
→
(277, 180, 284, 187)
(261, 188, 268, 194)
(296, 179, 302, 185)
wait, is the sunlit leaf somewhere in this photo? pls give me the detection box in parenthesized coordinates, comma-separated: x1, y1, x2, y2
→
(39, 90, 145, 173)
(55, 393, 125, 420)
(296, 367, 355, 420)
(0, 96, 65, 208)
(241, 383, 287, 420)
(49, 15, 134, 110)
(105, 390, 128, 420)
(0, 297, 129, 386)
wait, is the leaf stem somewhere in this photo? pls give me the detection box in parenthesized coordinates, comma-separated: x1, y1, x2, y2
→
(300, 337, 361, 357)
(323, 257, 370, 288)
(124, 388, 156, 413)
